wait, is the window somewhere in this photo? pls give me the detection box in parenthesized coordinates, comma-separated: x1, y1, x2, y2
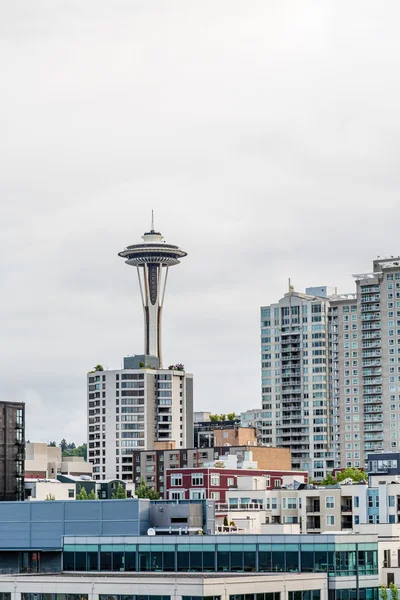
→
(227, 477, 235, 487)
(192, 473, 204, 486)
(325, 496, 335, 509)
(68, 489, 75, 498)
(169, 491, 184, 500)
(211, 491, 220, 500)
(190, 490, 205, 500)
(211, 473, 220, 486)
(171, 473, 182, 487)
(326, 515, 335, 526)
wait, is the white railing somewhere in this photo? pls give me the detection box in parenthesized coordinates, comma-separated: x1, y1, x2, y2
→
(215, 502, 264, 512)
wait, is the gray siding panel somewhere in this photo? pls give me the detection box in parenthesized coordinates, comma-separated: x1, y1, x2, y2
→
(0, 522, 30, 548)
(31, 522, 64, 548)
(64, 521, 101, 536)
(64, 501, 101, 521)
(31, 502, 64, 522)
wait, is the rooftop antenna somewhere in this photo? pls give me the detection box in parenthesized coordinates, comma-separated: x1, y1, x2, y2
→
(151, 209, 155, 232)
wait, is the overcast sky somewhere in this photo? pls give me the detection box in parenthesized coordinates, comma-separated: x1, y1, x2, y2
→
(2, 1, 400, 444)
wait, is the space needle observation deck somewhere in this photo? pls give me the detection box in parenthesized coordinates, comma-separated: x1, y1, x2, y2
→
(118, 216, 187, 367)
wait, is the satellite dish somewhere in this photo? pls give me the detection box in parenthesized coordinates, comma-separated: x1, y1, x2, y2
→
(147, 528, 156, 536)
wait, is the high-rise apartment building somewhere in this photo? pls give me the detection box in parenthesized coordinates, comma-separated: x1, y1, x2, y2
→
(88, 221, 193, 481)
(333, 258, 400, 469)
(88, 357, 193, 480)
(261, 257, 400, 479)
(261, 287, 335, 480)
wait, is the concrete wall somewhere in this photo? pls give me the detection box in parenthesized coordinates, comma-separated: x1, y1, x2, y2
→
(214, 427, 257, 448)
(25, 482, 76, 501)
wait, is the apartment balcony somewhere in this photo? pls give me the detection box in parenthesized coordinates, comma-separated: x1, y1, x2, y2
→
(362, 340, 381, 348)
(364, 387, 382, 395)
(361, 304, 381, 312)
(306, 517, 321, 531)
(341, 516, 353, 530)
(365, 424, 384, 433)
(364, 414, 383, 422)
(361, 323, 381, 331)
(306, 502, 321, 514)
(364, 433, 384, 441)
(363, 367, 382, 375)
(364, 443, 383, 452)
(361, 312, 381, 320)
(360, 294, 380, 302)
(341, 499, 353, 514)
(364, 397, 382, 405)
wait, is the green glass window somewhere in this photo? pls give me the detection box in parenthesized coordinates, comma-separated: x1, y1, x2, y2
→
(217, 544, 230, 572)
(301, 544, 314, 573)
(271, 544, 285, 572)
(243, 545, 256, 572)
(285, 544, 299, 572)
(259, 544, 272, 572)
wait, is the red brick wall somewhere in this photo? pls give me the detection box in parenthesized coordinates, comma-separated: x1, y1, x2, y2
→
(25, 471, 46, 479)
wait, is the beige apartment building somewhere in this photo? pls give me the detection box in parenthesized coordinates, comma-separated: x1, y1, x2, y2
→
(25, 442, 92, 479)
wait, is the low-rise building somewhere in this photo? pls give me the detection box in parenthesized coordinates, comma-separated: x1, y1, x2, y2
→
(24, 479, 76, 501)
(25, 443, 92, 479)
(193, 417, 241, 448)
(219, 474, 400, 533)
(0, 497, 381, 600)
(133, 444, 292, 497)
(165, 453, 307, 502)
(0, 571, 330, 600)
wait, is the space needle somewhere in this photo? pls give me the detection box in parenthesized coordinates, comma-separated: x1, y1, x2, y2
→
(118, 214, 187, 367)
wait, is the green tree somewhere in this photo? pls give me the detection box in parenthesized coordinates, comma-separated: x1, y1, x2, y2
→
(63, 443, 87, 461)
(209, 414, 220, 422)
(219, 413, 226, 421)
(380, 586, 389, 600)
(45, 493, 56, 501)
(48, 441, 56, 447)
(320, 473, 337, 486)
(60, 439, 68, 453)
(336, 468, 367, 483)
(76, 485, 88, 500)
(320, 468, 367, 486)
(227, 413, 236, 421)
(94, 364, 104, 371)
(88, 489, 97, 500)
(390, 583, 399, 600)
(135, 477, 160, 500)
(111, 483, 127, 499)
(223, 516, 228, 527)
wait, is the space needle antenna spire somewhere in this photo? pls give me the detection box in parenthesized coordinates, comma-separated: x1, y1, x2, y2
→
(118, 219, 187, 367)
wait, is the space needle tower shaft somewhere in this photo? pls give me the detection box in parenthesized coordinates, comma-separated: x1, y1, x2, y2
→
(118, 213, 187, 367)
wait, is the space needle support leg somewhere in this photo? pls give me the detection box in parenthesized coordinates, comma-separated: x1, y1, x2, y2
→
(161, 266, 169, 307)
(136, 267, 145, 309)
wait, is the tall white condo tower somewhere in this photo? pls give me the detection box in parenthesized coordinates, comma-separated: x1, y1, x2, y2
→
(118, 215, 187, 366)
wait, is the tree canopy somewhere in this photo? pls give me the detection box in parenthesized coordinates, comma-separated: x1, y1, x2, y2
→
(320, 468, 367, 486)
(209, 413, 236, 422)
(135, 477, 160, 500)
(112, 483, 127, 499)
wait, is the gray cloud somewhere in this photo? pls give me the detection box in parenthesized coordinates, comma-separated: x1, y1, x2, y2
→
(1, 0, 400, 443)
